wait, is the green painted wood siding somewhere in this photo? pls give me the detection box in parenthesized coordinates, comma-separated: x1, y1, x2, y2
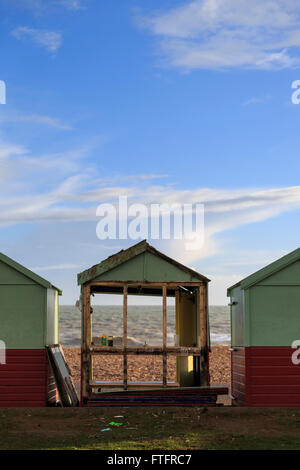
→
(247, 285, 300, 346)
(257, 260, 300, 286)
(0, 259, 59, 349)
(0, 260, 37, 285)
(93, 252, 201, 283)
(0, 284, 46, 349)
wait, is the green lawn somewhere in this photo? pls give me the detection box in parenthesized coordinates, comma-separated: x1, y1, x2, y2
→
(0, 406, 300, 450)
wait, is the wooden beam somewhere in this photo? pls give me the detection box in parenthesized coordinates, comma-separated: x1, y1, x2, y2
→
(90, 281, 204, 288)
(81, 284, 92, 403)
(90, 346, 201, 355)
(163, 284, 167, 387)
(199, 283, 209, 386)
(123, 284, 128, 391)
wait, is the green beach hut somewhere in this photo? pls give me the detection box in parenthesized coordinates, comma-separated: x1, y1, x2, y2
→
(228, 247, 300, 406)
(0, 252, 62, 407)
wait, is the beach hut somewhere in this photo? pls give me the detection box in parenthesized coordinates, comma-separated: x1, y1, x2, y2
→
(228, 247, 300, 407)
(77, 240, 228, 406)
(0, 252, 62, 407)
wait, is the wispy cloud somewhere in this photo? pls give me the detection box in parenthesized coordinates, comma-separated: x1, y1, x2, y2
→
(139, 0, 300, 70)
(57, 0, 86, 10)
(12, 26, 62, 52)
(4, 0, 87, 13)
(0, 112, 73, 130)
(1, 136, 300, 267)
(30, 263, 83, 271)
(242, 95, 271, 106)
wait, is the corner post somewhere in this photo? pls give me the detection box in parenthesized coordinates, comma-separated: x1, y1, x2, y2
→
(200, 282, 209, 386)
(81, 283, 91, 404)
(123, 284, 128, 391)
(163, 283, 167, 387)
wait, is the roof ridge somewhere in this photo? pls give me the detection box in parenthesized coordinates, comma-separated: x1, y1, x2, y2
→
(227, 247, 300, 293)
(0, 252, 62, 294)
(77, 240, 210, 285)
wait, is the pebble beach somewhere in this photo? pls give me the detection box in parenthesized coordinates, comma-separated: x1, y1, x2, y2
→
(63, 346, 231, 386)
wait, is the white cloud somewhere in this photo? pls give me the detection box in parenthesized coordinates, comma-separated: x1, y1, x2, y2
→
(12, 26, 62, 52)
(140, 0, 300, 70)
(57, 0, 86, 10)
(1, 138, 300, 264)
(30, 263, 83, 271)
(1, 136, 300, 304)
(0, 112, 72, 130)
(5, 0, 86, 13)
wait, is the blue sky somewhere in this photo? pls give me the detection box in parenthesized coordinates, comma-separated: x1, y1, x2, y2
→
(1, 0, 300, 304)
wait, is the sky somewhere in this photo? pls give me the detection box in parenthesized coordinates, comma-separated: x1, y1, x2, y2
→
(1, 0, 300, 304)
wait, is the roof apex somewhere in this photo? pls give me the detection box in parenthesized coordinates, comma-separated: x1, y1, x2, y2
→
(77, 240, 210, 285)
(227, 247, 300, 295)
(0, 252, 62, 294)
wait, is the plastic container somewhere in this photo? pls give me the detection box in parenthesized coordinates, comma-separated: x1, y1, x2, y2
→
(101, 335, 107, 346)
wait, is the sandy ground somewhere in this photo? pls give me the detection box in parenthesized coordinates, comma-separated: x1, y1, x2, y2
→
(63, 345, 231, 386)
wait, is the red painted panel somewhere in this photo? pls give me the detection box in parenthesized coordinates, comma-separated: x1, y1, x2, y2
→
(0, 364, 46, 371)
(252, 376, 300, 386)
(249, 347, 294, 357)
(4, 356, 47, 364)
(0, 349, 48, 407)
(245, 347, 300, 407)
(0, 378, 45, 386)
(0, 386, 45, 393)
(0, 402, 46, 407)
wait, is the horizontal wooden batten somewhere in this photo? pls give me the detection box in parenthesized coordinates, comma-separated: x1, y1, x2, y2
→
(89, 281, 204, 287)
(90, 380, 180, 389)
(90, 346, 201, 356)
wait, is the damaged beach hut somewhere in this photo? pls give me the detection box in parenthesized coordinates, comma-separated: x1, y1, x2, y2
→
(77, 240, 228, 406)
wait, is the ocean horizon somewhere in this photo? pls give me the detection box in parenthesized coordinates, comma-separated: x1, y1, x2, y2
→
(59, 305, 230, 347)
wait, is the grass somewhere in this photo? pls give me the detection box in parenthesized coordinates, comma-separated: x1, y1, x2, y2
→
(0, 406, 300, 450)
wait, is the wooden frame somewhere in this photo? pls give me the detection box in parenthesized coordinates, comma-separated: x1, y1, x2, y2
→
(80, 280, 209, 404)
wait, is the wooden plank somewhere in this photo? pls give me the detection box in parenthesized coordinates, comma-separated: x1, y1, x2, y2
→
(90, 346, 201, 355)
(123, 284, 128, 391)
(199, 283, 209, 386)
(46, 345, 79, 407)
(90, 380, 179, 388)
(163, 284, 167, 387)
(81, 283, 91, 404)
(90, 281, 203, 288)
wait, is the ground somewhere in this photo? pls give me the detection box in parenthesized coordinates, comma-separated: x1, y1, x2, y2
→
(1, 407, 300, 450)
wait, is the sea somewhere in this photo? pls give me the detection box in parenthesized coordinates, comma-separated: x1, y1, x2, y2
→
(59, 305, 230, 347)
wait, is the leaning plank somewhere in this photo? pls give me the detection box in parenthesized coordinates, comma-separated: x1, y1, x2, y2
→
(46, 344, 79, 407)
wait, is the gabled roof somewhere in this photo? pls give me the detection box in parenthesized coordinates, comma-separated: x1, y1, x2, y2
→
(0, 252, 62, 294)
(77, 240, 210, 285)
(227, 247, 300, 295)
